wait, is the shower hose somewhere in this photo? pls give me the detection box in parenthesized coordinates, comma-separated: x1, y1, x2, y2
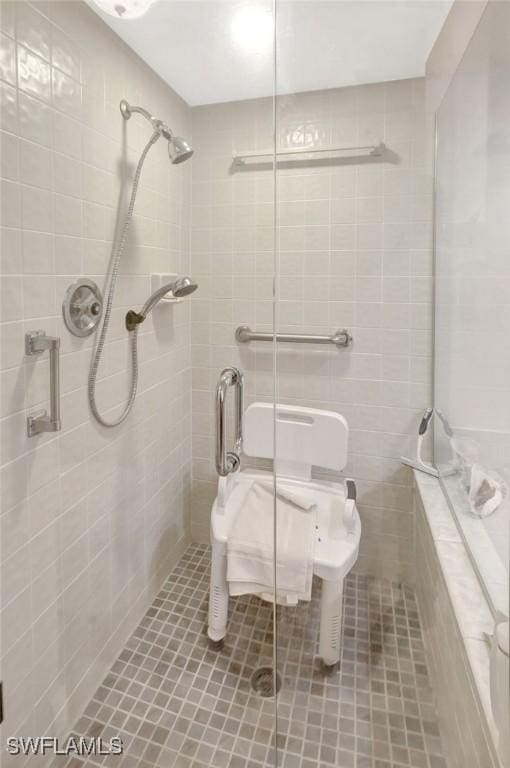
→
(88, 130, 160, 427)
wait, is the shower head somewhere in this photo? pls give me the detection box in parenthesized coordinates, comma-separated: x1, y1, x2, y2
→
(168, 136, 194, 164)
(170, 276, 198, 297)
(125, 276, 198, 330)
(141, 277, 198, 315)
(120, 99, 193, 164)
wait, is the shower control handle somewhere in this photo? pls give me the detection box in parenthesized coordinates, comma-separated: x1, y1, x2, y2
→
(215, 367, 244, 477)
(25, 331, 61, 437)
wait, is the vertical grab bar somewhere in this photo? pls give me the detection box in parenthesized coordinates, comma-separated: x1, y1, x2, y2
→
(215, 367, 244, 476)
(25, 330, 61, 437)
(233, 367, 243, 457)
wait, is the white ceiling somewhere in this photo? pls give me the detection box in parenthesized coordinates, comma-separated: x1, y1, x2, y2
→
(89, 0, 453, 106)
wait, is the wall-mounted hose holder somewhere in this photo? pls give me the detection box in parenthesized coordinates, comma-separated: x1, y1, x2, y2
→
(125, 310, 145, 331)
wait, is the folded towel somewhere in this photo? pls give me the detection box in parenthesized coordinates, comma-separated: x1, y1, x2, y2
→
(258, 481, 317, 512)
(227, 481, 316, 605)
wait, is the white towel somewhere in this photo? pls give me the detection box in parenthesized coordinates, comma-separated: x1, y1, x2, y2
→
(227, 481, 316, 605)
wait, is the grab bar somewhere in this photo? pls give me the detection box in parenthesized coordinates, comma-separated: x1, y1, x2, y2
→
(235, 325, 353, 349)
(25, 330, 61, 437)
(215, 367, 244, 476)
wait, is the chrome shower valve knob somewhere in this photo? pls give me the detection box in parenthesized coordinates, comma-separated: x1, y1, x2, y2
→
(62, 279, 103, 338)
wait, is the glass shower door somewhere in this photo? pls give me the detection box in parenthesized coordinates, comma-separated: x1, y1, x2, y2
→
(190, 3, 281, 766)
(272, 6, 355, 766)
(272, 5, 442, 768)
(434, 1, 510, 618)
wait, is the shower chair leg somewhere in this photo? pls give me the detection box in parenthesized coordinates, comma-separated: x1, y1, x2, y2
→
(208, 543, 229, 646)
(319, 578, 344, 667)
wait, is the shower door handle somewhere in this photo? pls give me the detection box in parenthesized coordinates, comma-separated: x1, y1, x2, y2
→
(25, 330, 61, 437)
(215, 367, 244, 476)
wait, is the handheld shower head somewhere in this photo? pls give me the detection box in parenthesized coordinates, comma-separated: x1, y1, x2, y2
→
(171, 276, 198, 297)
(125, 276, 198, 330)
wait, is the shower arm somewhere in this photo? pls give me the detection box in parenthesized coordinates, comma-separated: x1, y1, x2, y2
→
(120, 100, 172, 138)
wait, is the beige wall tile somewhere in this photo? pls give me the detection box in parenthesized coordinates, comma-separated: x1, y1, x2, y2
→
(190, 79, 432, 583)
(0, 0, 192, 746)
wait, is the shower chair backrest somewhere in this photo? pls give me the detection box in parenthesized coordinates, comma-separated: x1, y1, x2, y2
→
(243, 403, 349, 481)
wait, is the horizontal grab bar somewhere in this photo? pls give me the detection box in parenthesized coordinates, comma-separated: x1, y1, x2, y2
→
(235, 325, 353, 349)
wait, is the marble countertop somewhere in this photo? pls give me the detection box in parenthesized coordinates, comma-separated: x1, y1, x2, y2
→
(413, 469, 502, 757)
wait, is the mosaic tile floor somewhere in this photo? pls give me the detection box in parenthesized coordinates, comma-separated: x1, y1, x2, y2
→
(64, 543, 447, 768)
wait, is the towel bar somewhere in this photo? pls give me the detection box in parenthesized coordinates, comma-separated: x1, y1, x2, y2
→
(232, 142, 386, 166)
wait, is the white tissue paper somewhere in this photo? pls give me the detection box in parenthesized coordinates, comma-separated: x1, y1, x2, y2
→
(468, 463, 505, 518)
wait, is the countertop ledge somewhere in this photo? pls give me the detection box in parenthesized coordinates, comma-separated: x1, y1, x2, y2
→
(413, 469, 502, 762)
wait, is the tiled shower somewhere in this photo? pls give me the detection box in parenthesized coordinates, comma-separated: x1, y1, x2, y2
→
(190, 81, 433, 582)
(0, 2, 508, 768)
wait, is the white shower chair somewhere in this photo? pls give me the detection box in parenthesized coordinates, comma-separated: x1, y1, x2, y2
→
(208, 379, 361, 666)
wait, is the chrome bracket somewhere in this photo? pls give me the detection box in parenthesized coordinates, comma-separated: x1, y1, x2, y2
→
(226, 452, 241, 474)
(120, 99, 132, 120)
